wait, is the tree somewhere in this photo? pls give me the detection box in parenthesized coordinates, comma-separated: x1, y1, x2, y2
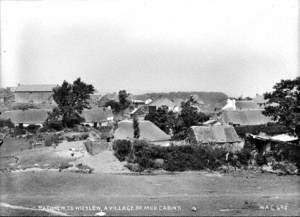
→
(105, 100, 120, 113)
(145, 105, 176, 134)
(263, 77, 300, 136)
(51, 78, 95, 127)
(145, 97, 209, 140)
(180, 96, 209, 127)
(171, 96, 209, 140)
(133, 115, 140, 139)
(104, 90, 131, 114)
(118, 90, 130, 110)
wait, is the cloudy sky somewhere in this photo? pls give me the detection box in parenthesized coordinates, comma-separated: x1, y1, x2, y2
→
(1, 0, 299, 97)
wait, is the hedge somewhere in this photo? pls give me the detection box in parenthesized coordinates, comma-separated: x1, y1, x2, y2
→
(113, 139, 229, 171)
(0, 119, 14, 128)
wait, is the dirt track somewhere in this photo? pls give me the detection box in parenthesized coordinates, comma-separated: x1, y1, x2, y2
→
(1, 170, 299, 216)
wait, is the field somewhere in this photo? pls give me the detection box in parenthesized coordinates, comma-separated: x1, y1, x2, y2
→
(0, 134, 299, 216)
(0, 170, 299, 216)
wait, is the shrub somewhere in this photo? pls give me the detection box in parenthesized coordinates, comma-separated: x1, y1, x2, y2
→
(122, 140, 227, 171)
(256, 154, 266, 166)
(38, 127, 48, 133)
(0, 119, 14, 128)
(237, 148, 252, 165)
(44, 134, 60, 146)
(112, 139, 132, 161)
(132, 140, 158, 168)
(26, 125, 40, 134)
(44, 121, 63, 131)
(14, 127, 26, 136)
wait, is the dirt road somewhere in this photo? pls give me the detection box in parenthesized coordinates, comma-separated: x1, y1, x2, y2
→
(0, 170, 299, 216)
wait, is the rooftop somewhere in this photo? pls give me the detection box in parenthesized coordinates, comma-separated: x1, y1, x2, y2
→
(15, 84, 58, 92)
(190, 125, 241, 143)
(114, 119, 171, 142)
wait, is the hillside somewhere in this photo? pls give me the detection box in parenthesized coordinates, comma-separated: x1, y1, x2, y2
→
(133, 91, 228, 112)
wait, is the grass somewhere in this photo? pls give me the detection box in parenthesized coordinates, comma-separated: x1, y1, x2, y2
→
(0, 137, 33, 156)
(1, 171, 299, 216)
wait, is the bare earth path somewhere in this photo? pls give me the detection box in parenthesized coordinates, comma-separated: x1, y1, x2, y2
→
(0, 171, 299, 216)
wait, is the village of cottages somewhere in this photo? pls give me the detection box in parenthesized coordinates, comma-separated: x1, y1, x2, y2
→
(0, 77, 299, 174)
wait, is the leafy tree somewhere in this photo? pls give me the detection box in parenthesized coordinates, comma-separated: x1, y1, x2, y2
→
(145, 105, 176, 134)
(105, 100, 120, 113)
(180, 96, 209, 127)
(133, 115, 140, 139)
(145, 97, 209, 140)
(263, 77, 300, 136)
(172, 96, 209, 140)
(118, 90, 130, 110)
(51, 78, 95, 127)
(104, 90, 131, 114)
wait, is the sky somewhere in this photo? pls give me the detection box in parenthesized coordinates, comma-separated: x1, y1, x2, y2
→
(0, 0, 299, 97)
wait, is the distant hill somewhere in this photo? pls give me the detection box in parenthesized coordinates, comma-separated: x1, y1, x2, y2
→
(133, 91, 228, 113)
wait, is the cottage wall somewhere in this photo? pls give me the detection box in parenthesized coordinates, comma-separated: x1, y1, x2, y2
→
(14, 92, 54, 104)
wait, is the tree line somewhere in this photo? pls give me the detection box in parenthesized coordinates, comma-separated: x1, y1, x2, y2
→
(44, 76, 300, 138)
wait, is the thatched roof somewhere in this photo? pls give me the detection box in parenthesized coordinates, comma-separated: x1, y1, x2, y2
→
(114, 120, 171, 142)
(236, 101, 261, 110)
(81, 108, 113, 123)
(15, 84, 57, 92)
(98, 93, 119, 107)
(0, 109, 50, 125)
(221, 110, 273, 126)
(253, 94, 267, 104)
(189, 125, 241, 143)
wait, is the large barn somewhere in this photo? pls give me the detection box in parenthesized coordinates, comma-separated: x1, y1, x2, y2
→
(14, 84, 57, 104)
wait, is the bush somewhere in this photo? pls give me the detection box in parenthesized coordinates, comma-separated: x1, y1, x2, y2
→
(44, 121, 63, 131)
(26, 125, 40, 134)
(112, 140, 132, 161)
(38, 127, 48, 133)
(256, 154, 266, 166)
(64, 116, 85, 128)
(163, 145, 225, 171)
(237, 148, 252, 165)
(44, 134, 60, 146)
(114, 140, 227, 171)
(14, 127, 26, 136)
(0, 119, 14, 128)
